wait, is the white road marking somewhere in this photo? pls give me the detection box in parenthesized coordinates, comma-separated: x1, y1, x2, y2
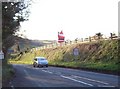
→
(55, 72, 61, 75)
(42, 70, 53, 74)
(72, 75, 109, 85)
(9, 82, 14, 89)
(98, 85, 116, 87)
(60, 75, 93, 87)
(11, 85, 14, 89)
(24, 69, 29, 76)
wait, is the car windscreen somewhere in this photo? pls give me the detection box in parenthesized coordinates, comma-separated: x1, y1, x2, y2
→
(38, 58, 46, 61)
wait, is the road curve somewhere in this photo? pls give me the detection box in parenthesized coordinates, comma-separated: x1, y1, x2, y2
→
(6, 64, 119, 88)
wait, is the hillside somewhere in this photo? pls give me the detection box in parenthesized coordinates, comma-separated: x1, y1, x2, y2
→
(9, 36, 56, 52)
(9, 39, 120, 74)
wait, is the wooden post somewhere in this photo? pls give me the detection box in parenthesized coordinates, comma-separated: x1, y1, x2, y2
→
(89, 36, 91, 42)
(81, 38, 83, 42)
(110, 33, 113, 39)
(60, 42, 62, 47)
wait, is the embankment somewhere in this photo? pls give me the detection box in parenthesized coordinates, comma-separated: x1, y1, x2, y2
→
(9, 39, 120, 75)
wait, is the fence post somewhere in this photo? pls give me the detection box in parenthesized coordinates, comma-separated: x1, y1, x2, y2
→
(81, 38, 83, 42)
(70, 41, 72, 44)
(89, 36, 91, 42)
(110, 33, 113, 39)
(75, 38, 78, 43)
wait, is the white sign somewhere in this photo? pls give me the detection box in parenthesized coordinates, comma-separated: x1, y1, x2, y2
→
(73, 48, 79, 56)
(0, 50, 4, 59)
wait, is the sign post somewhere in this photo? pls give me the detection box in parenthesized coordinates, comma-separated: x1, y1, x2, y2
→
(73, 47, 79, 60)
(0, 50, 4, 60)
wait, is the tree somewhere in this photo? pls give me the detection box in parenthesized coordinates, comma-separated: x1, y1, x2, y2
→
(2, 1, 31, 58)
(96, 32, 103, 40)
(75, 38, 78, 43)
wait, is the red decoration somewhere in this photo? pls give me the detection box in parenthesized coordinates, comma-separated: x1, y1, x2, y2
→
(58, 31, 65, 43)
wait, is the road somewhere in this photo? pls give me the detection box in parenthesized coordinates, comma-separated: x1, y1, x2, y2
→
(6, 64, 119, 88)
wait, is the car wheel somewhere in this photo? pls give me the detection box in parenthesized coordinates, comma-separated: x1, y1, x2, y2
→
(33, 63, 36, 67)
(33, 65, 35, 67)
(46, 65, 48, 67)
(33, 62, 37, 67)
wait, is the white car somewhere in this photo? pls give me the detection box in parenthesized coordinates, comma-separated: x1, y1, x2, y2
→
(33, 57, 48, 67)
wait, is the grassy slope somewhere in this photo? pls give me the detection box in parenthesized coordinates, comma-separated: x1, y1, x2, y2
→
(9, 39, 119, 72)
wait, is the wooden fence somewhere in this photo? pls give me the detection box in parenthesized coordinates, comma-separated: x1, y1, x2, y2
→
(32, 35, 119, 51)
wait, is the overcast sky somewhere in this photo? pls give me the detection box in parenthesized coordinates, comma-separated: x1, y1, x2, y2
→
(19, 0, 119, 40)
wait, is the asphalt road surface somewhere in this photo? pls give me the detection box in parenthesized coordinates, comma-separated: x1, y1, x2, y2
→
(6, 64, 119, 88)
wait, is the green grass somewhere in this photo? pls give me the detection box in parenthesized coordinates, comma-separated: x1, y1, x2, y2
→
(49, 61, 119, 71)
(80, 62, 119, 71)
(9, 52, 34, 64)
(49, 61, 79, 67)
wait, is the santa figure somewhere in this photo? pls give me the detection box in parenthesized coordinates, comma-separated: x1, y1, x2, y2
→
(58, 30, 65, 43)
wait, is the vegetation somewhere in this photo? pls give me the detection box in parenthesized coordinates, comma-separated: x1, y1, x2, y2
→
(2, 1, 31, 56)
(95, 32, 103, 40)
(2, 1, 31, 86)
(2, 61, 15, 86)
(9, 39, 119, 74)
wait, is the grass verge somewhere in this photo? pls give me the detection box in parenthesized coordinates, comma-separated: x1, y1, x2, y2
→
(49, 61, 119, 75)
(2, 60, 15, 87)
